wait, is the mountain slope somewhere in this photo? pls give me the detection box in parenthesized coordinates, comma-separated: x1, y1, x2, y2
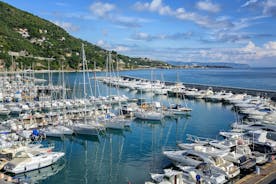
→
(0, 1, 169, 70)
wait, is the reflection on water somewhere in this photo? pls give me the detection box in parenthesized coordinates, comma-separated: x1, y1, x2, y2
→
(34, 96, 235, 184)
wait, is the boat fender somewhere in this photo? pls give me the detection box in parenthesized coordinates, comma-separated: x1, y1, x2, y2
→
(196, 175, 201, 183)
(237, 139, 244, 145)
(32, 129, 39, 136)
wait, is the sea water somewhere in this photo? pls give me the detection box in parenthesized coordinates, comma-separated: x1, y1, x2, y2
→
(120, 68, 276, 90)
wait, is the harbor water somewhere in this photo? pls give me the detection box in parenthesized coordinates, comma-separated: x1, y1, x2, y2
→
(33, 70, 239, 184)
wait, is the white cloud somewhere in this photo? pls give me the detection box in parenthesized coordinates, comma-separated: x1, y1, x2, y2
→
(88, 2, 147, 28)
(122, 41, 276, 66)
(89, 2, 115, 17)
(241, 0, 259, 8)
(96, 40, 106, 47)
(242, 0, 276, 16)
(263, 0, 276, 16)
(264, 41, 276, 49)
(95, 40, 130, 53)
(134, 0, 232, 29)
(134, 0, 163, 11)
(196, 0, 221, 13)
(114, 46, 130, 52)
(131, 32, 192, 41)
(53, 21, 79, 32)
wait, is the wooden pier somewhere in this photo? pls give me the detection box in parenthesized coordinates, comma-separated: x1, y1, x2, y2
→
(236, 160, 276, 184)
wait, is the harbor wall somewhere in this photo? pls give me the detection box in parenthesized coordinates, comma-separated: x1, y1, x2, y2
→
(121, 75, 276, 102)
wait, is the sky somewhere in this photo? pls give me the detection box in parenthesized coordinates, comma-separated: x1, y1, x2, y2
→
(2, 0, 276, 66)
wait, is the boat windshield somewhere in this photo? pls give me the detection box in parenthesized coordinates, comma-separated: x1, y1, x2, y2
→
(14, 151, 30, 158)
(185, 153, 204, 162)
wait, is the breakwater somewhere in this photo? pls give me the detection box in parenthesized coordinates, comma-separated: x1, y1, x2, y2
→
(121, 75, 276, 102)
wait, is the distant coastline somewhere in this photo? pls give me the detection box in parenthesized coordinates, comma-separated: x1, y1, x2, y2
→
(0, 65, 236, 74)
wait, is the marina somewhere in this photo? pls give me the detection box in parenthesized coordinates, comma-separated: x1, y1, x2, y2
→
(1, 0, 276, 183)
(0, 66, 276, 184)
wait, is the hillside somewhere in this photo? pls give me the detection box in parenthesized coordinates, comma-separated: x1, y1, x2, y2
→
(0, 2, 170, 71)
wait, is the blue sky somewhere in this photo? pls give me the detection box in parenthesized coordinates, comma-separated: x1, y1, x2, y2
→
(3, 0, 276, 66)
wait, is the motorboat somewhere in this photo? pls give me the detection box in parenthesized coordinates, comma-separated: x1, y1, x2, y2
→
(0, 143, 53, 161)
(0, 105, 10, 116)
(231, 122, 276, 133)
(4, 150, 64, 174)
(244, 130, 276, 153)
(163, 149, 240, 179)
(165, 104, 192, 115)
(148, 168, 186, 184)
(208, 139, 256, 170)
(177, 163, 228, 184)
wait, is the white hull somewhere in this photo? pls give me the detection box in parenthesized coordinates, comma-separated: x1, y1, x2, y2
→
(71, 123, 99, 136)
(0, 110, 10, 116)
(5, 152, 64, 174)
(134, 111, 164, 121)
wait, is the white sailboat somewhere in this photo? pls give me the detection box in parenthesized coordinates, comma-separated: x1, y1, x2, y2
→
(70, 43, 102, 136)
(42, 125, 74, 137)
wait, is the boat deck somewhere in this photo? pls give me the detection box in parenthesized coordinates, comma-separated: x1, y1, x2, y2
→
(236, 160, 276, 184)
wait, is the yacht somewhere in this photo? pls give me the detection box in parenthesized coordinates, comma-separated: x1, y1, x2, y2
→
(231, 122, 276, 132)
(0, 105, 10, 116)
(4, 150, 64, 174)
(244, 130, 276, 153)
(163, 149, 239, 179)
(177, 163, 228, 184)
(208, 139, 256, 170)
(165, 104, 192, 115)
(148, 169, 186, 184)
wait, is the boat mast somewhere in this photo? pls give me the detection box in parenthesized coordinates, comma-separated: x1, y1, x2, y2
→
(82, 43, 87, 123)
(94, 59, 97, 97)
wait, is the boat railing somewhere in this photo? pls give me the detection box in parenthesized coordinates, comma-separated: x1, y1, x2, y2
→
(161, 146, 178, 152)
(186, 134, 215, 143)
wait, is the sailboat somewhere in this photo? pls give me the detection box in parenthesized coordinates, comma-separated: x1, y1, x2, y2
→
(166, 72, 192, 116)
(134, 74, 164, 121)
(70, 43, 103, 136)
(100, 52, 130, 129)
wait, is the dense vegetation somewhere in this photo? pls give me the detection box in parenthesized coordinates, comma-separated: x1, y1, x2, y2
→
(0, 2, 169, 70)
